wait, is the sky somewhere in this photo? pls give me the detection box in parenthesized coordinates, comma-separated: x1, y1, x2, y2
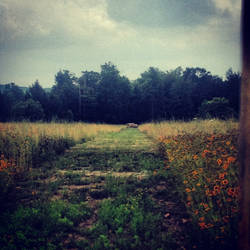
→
(0, 0, 242, 87)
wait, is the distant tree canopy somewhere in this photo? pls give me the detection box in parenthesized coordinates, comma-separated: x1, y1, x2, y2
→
(0, 63, 241, 123)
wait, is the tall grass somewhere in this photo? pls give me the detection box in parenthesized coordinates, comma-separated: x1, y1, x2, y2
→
(0, 122, 125, 143)
(139, 119, 238, 139)
(0, 122, 124, 196)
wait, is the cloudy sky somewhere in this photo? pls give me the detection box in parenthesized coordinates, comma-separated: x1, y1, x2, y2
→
(0, 0, 241, 87)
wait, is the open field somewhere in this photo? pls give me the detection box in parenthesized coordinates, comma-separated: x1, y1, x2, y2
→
(0, 121, 239, 249)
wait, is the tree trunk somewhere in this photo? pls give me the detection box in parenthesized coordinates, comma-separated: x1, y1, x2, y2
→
(239, 1, 250, 249)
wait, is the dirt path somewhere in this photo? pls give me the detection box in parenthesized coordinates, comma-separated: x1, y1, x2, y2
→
(41, 128, 188, 249)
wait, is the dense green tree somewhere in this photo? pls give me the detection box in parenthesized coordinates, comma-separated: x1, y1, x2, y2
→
(224, 68, 241, 115)
(11, 99, 45, 121)
(51, 70, 78, 120)
(97, 62, 131, 123)
(28, 80, 49, 119)
(0, 83, 25, 121)
(198, 97, 235, 119)
(0, 64, 241, 123)
(78, 71, 100, 121)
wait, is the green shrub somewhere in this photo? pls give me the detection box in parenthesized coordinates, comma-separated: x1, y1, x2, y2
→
(33, 135, 74, 165)
(91, 194, 167, 249)
(198, 97, 235, 119)
(0, 201, 91, 249)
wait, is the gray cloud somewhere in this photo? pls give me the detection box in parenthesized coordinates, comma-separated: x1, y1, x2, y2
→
(107, 0, 219, 27)
(0, 0, 241, 87)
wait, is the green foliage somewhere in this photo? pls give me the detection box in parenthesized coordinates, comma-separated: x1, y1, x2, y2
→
(198, 97, 235, 119)
(34, 135, 74, 165)
(0, 201, 91, 250)
(11, 99, 45, 121)
(0, 64, 241, 123)
(91, 194, 164, 250)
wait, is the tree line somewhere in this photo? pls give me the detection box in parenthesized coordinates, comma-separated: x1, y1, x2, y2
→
(0, 62, 240, 123)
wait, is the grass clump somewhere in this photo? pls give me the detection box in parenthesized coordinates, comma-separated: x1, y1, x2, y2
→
(90, 193, 173, 250)
(0, 200, 91, 250)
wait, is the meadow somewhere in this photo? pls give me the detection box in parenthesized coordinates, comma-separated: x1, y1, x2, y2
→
(0, 120, 240, 249)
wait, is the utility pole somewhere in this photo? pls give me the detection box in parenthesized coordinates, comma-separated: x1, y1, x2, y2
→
(79, 74, 87, 121)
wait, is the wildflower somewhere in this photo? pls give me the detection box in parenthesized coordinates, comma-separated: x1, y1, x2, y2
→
(183, 180, 188, 184)
(193, 155, 198, 160)
(217, 159, 223, 166)
(192, 170, 198, 176)
(206, 223, 214, 229)
(187, 195, 192, 201)
(226, 141, 231, 145)
(227, 188, 235, 196)
(196, 183, 201, 187)
(186, 202, 191, 207)
(202, 150, 210, 158)
(222, 163, 229, 170)
(194, 210, 199, 215)
(198, 222, 206, 230)
(227, 156, 236, 164)
(206, 189, 212, 196)
(185, 188, 191, 193)
(213, 185, 220, 192)
(219, 173, 225, 179)
(221, 179, 229, 185)
(199, 217, 205, 222)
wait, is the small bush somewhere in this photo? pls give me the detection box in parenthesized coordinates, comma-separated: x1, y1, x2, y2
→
(0, 201, 91, 249)
(33, 135, 74, 165)
(91, 194, 168, 249)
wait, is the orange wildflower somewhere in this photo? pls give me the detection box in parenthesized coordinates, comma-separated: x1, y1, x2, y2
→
(221, 179, 229, 185)
(193, 155, 198, 160)
(213, 185, 220, 192)
(222, 162, 229, 170)
(205, 223, 214, 229)
(227, 187, 235, 196)
(227, 156, 236, 164)
(183, 180, 188, 184)
(202, 150, 210, 158)
(185, 188, 191, 193)
(192, 170, 198, 176)
(217, 159, 223, 166)
(199, 217, 205, 222)
(219, 173, 225, 179)
(198, 222, 206, 230)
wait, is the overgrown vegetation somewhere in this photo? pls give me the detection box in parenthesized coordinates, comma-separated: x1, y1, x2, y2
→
(0, 121, 240, 249)
(141, 120, 240, 249)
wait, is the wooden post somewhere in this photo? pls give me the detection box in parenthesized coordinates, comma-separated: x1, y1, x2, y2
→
(239, 1, 250, 249)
